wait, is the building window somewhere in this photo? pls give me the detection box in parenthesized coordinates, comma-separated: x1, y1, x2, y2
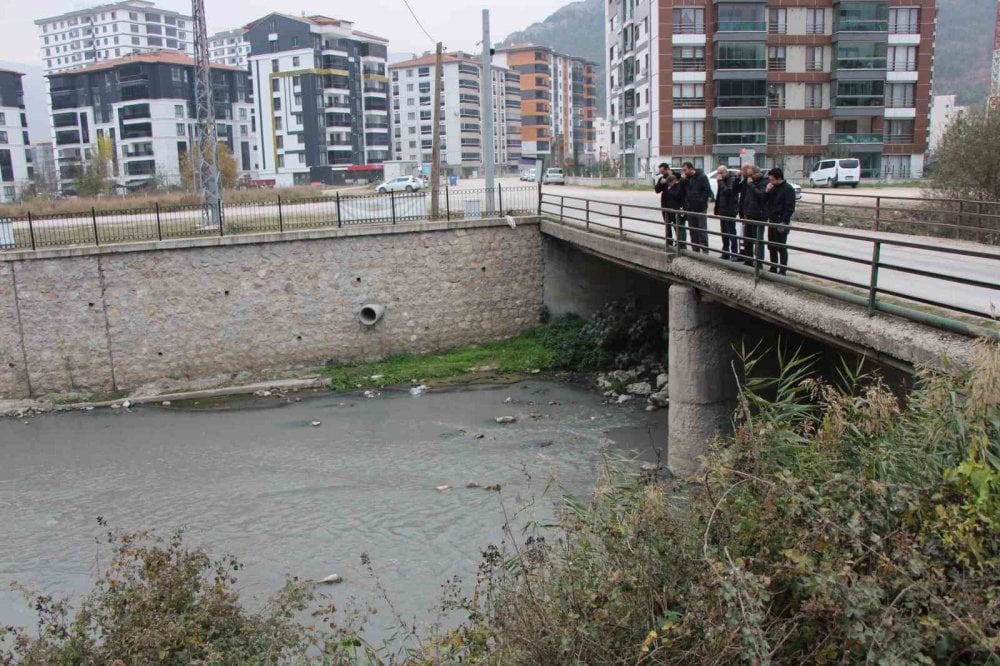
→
(672, 120, 704, 146)
(887, 45, 917, 72)
(174, 104, 185, 118)
(886, 119, 915, 144)
(768, 46, 786, 71)
(672, 7, 705, 33)
(176, 123, 185, 137)
(0, 132, 6, 144)
(716, 4, 765, 31)
(716, 118, 766, 145)
(768, 8, 787, 34)
(275, 135, 283, 149)
(673, 46, 705, 71)
(672, 83, 705, 107)
(835, 79, 884, 107)
(806, 46, 824, 72)
(273, 97, 282, 111)
(274, 116, 283, 130)
(716, 42, 765, 70)
(837, 42, 887, 70)
(805, 83, 824, 108)
(889, 7, 919, 33)
(0, 113, 5, 125)
(767, 83, 786, 108)
(886, 82, 915, 108)
(767, 119, 785, 145)
(804, 119, 822, 144)
(277, 154, 284, 168)
(292, 56, 300, 67)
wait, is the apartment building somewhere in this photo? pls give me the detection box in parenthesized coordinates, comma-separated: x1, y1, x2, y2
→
(389, 53, 522, 176)
(31, 142, 58, 191)
(493, 45, 597, 169)
(0, 70, 32, 203)
(47, 51, 254, 193)
(210, 28, 251, 69)
(246, 13, 389, 186)
(36, 0, 193, 76)
(606, 0, 934, 180)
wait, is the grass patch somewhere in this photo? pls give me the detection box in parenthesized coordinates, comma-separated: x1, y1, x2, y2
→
(324, 328, 559, 391)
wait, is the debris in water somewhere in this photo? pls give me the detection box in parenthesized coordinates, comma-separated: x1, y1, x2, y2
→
(318, 574, 343, 585)
(435, 485, 451, 492)
(311, 421, 322, 427)
(495, 416, 516, 424)
(409, 385, 429, 396)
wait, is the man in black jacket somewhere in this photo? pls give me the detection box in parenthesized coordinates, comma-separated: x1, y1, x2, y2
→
(681, 162, 712, 254)
(713, 165, 740, 260)
(740, 165, 768, 265)
(763, 167, 796, 275)
(654, 163, 684, 248)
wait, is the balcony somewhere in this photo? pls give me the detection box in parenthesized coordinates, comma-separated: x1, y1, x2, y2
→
(829, 133, 883, 144)
(673, 97, 706, 108)
(716, 20, 766, 31)
(716, 59, 766, 71)
(674, 60, 706, 72)
(836, 19, 888, 32)
(885, 131, 914, 144)
(888, 21, 918, 34)
(673, 21, 705, 34)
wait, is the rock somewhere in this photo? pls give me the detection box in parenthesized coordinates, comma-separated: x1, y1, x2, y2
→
(626, 382, 652, 396)
(495, 416, 517, 424)
(161, 401, 171, 406)
(504, 397, 513, 404)
(640, 462, 661, 473)
(85, 406, 95, 411)
(409, 385, 428, 396)
(318, 574, 343, 585)
(483, 484, 502, 492)
(537, 440, 554, 448)
(363, 390, 379, 399)
(528, 412, 543, 420)
(529, 368, 541, 374)
(465, 481, 481, 489)
(656, 373, 668, 390)
(473, 433, 485, 440)
(111, 403, 121, 409)
(548, 401, 560, 406)
(370, 374, 384, 381)
(311, 421, 322, 427)
(435, 484, 451, 492)
(616, 394, 634, 405)
(645, 405, 658, 412)
(649, 388, 670, 408)
(262, 391, 272, 397)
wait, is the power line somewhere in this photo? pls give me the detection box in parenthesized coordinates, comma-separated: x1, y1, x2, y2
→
(401, 0, 436, 45)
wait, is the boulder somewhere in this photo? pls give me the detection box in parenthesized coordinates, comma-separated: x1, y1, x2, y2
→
(648, 388, 670, 408)
(626, 382, 652, 396)
(656, 373, 668, 390)
(617, 394, 634, 405)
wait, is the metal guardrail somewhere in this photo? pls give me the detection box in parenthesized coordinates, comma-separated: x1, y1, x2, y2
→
(539, 192, 1000, 342)
(0, 185, 539, 252)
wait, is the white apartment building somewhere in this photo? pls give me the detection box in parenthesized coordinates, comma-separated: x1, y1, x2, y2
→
(48, 51, 253, 193)
(594, 117, 612, 162)
(36, 0, 193, 76)
(390, 53, 523, 177)
(210, 29, 251, 69)
(928, 94, 967, 152)
(0, 70, 32, 202)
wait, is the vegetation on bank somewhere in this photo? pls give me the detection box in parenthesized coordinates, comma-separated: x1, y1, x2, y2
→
(4, 334, 998, 664)
(324, 301, 666, 391)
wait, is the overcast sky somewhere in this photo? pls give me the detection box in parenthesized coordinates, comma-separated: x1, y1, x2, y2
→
(0, 0, 573, 66)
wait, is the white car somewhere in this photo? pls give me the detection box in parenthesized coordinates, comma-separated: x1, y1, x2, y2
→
(542, 168, 565, 185)
(375, 176, 424, 194)
(520, 168, 536, 182)
(808, 158, 861, 188)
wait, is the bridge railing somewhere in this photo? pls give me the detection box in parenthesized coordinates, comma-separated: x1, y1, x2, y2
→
(0, 185, 541, 253)
(540, 192, 1000, 342)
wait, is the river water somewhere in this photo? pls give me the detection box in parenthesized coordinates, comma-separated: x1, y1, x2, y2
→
(0, 380, 664, 638)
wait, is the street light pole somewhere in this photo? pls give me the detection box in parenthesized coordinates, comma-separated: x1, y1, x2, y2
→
(481, 9, 496, 214)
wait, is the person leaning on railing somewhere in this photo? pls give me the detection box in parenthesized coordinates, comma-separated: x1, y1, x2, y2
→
(762, 167, 797, 275)
(654, 163, 684, 249)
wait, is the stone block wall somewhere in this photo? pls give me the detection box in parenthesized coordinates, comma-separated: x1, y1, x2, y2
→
(0, 219, 544, 399)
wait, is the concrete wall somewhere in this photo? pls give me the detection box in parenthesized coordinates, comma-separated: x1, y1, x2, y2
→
(0, 219, 544, 399)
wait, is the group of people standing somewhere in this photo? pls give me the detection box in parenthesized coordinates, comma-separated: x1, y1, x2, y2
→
(654, 162, 797, 275)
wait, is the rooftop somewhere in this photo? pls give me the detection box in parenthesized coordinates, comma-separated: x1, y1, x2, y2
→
(35, 1, 189, 26)
(47, 50, 246, 76)
(0, 68, 25, 77)
(243, 12, 388, 43)
(495, 43, 597, 67)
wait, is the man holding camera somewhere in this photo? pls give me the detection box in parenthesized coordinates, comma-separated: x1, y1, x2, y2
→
(713, 165, 740, 260)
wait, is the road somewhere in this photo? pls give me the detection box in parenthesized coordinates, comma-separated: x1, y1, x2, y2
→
(539, 183, 1000, 321)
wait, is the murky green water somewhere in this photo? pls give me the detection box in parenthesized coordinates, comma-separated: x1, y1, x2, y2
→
(0, 381, 664, 638)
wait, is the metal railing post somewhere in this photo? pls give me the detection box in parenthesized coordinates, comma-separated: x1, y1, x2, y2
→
(753, 223, 764, 282)
(155, 202, 162, 241)
(390, 190, 397, 224)
(618, 204, 624, 238)
(958, 200, 965, 235)
(874, 196, 881, 232)
(537, 182, 542, 215)
(868, 240, 881, 314)
(91, 207, 99, 246)
(585, 199, 590, 231)
(218, 201, 224, 236)
(336, 191, 343, 228)
(820, 193, 826, 226)
(445, 187, 451, 221)
(27, 212, 35, 250)
(559, 196, 564, 221)
(498, 183, 503, 214)
(277, 195, 284, 232)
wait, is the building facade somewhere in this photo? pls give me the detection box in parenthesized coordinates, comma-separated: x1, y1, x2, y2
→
(210, 28, 251, 69)
(47, 51, 253, 193)
(0, 70, 32, 202)
(606, 0, 935, 180)
(36, 0, 193, 76)
(246, 13, 389, 186)
(493, 45, 597, 169)
(31, 142, 58, 192)
(928, 93, 966, 152)
(389, 53, 522, 177)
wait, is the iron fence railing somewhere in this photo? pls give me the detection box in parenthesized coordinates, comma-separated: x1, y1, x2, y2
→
(539, 192, 1000, 342)
(0, 185, 540, 253)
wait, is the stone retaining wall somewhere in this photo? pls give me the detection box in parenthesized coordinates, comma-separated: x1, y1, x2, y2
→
(0, 219, 544, 399)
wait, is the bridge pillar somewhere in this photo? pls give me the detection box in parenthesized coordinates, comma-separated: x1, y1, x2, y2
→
(668, 285, 738, 477)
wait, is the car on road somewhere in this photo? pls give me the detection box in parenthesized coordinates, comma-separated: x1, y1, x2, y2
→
(808, 158, 861, 188)
(542, 168, 565, 185)
(375, 176, 424, 194)
(520, 168, 536, 182)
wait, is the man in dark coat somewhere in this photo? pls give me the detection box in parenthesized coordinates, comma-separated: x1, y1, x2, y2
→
(740, 165, 768, 264)
(713, 165, 740, 260)
(654, 163, 684, 248)
(680, 162, 712, 254)
(763, 167, 796, 275)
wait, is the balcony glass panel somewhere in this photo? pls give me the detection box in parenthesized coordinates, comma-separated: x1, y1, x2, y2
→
(829, 133, 883, 144)
(716, 42, 766, 70)
(835, 3, 888, 32)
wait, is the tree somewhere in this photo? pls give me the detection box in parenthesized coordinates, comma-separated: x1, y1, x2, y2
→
(180, 141, 239, 192)
(928, 108, 1000, 201)
(74, 137, 115, 197)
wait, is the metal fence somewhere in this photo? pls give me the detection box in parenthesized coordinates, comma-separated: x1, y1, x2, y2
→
(540, 192, 1000, 342)
(0, 185, 540, 252)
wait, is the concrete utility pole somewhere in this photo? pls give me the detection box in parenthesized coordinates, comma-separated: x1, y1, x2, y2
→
(191, 0, 221, 227)
(430, 42, 444, 218)
(481, 9, 497, 213)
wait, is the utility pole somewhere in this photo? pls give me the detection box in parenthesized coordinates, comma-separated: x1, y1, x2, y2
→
(191, 0, 220, 227)
(481, 9, 496, 214)
(430, 42, 444, 218)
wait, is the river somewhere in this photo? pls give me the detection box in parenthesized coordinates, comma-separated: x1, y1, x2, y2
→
(0, 380, 664, 639)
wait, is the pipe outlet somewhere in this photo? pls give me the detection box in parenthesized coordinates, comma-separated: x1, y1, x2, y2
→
(359, 304, 385, 326)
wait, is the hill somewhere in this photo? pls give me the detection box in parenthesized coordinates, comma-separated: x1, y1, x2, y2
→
(502, 0, 994, 116)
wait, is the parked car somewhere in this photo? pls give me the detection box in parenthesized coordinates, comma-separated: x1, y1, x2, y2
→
(520, 168, 536, 182)
(375, 176, 424, 194)
(808, 158, 861, 188)
(542, 168, 565, 185)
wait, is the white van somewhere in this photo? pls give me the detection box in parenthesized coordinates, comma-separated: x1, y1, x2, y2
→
(808, 158, 861, 188)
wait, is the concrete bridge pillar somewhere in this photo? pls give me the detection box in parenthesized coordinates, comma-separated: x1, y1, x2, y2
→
(668, 285, 738, 477)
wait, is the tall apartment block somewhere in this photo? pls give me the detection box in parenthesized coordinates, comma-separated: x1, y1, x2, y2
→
(246, 13, 389, 186)
(210, 28, 251, 69)
(0, 70, 32, 203)
(493, 46, 598, 169)
(389, 53, 522, 176)
(36, 0, 193, 76)
(47, 51, 253, 193)
(606, 0, 934, 180)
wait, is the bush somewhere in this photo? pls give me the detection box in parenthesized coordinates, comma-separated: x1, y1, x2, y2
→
(435, 342, 1000, 664)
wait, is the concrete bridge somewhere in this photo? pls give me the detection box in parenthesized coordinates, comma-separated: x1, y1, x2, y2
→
(2, 190, 997, 475)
